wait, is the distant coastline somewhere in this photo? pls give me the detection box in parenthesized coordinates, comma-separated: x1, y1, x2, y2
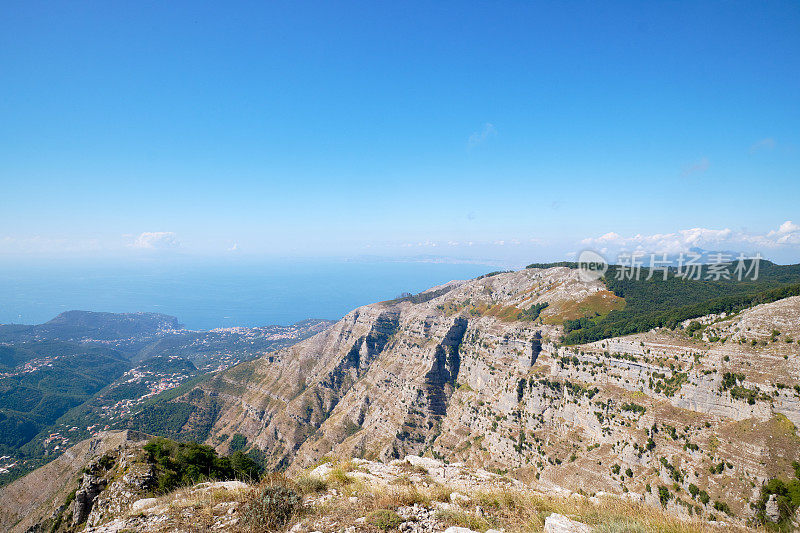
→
(0, 259, 493, 330)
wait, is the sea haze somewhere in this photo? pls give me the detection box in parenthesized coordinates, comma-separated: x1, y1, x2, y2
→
(0, 258, 494, 330)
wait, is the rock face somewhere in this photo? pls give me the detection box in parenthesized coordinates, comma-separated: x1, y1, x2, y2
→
(133, 267, 800, 524)
(0, 430, 151, 533)
(84, 446, 155, 527)
(72, 472, 106, 526)
(765, 493, 781, 522)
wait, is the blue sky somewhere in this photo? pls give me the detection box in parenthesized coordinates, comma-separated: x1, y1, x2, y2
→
(1, 1, 799, 266)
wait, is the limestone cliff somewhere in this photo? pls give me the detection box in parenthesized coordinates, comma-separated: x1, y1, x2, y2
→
(151, 266, 800, 525)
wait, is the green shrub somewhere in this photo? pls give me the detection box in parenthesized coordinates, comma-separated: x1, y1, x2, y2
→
(753, 474, 800, 527)
(143, 437, 262, 493)
(658, 486, 671, 507)
(519, 302, 549, 321)
(244, 485, 302, 530)
(686, 321, 702, 335)
(367, 509, 404, 531)
(713, 500, 734, 516)
(621, 402, 646, 414)
(230, 451, 262, 482)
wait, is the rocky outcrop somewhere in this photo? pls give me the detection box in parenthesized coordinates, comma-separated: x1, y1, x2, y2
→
(10, 452, 719, 532)
(72, 472, 106, 526)
(0, 430, 151, 533)
(85, 448, 155, 527)
(765, 494, 781, 523)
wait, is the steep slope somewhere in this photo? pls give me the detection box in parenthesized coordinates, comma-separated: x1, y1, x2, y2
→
(126, 266, 800, 525)
(0, 343, 129, 452)
(126, 267, 605, 462)
(0, 430, 150, 533)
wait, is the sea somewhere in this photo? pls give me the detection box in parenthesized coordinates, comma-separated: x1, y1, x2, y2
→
(0, 258, 496, 330)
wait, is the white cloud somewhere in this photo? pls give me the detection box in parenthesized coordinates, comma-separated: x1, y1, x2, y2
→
(681, 157, 710, 177)
(468, 123, 497, 148)
(581, 221, 800, 254)
(771, 220, 800, 235)
(767, 220, 800, 244)
(131, 231, 180, 250)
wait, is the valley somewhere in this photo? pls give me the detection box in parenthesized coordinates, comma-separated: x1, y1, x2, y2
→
(0, 312, 333, 485)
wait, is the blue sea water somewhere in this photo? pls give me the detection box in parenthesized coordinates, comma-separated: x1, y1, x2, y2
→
(0, 258, 495, 330)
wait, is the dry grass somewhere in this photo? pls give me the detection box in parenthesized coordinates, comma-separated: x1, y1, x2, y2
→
(428, 483, 453, 502)
(141, 482, 250, 532)
(543, 290, 626, 324)
(389, 474, 414, 486)
(295, 474, 328, 494)
(326, 466, 355, 486)
(143, 465, 757, 533)
(296, 481, 755, 533)
(371, 485, 430, 508)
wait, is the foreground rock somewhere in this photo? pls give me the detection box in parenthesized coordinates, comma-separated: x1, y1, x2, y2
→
(544, 513, 593, 533)
(0, 437, 741, 532)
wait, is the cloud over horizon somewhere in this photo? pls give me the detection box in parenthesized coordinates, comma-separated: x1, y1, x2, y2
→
(581, 220, 800, 255)
(130, 232, 180, 250)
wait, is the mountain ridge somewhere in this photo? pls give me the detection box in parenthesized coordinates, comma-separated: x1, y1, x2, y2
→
(119, 265, 800, 527)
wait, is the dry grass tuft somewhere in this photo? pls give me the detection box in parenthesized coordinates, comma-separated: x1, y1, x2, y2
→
(295, 474, 327, 494)
(326, 466, 355, 486)
(428, 483, 453, 503)
(259, 472, 754, 533)
(371, 485, 430, 509)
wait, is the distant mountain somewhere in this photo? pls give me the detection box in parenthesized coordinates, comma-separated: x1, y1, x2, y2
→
(0, 311, 182, 343)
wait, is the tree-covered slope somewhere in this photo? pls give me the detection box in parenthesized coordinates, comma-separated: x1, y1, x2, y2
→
(558, 261, 800, 344)
(0, 342, 129, 451)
